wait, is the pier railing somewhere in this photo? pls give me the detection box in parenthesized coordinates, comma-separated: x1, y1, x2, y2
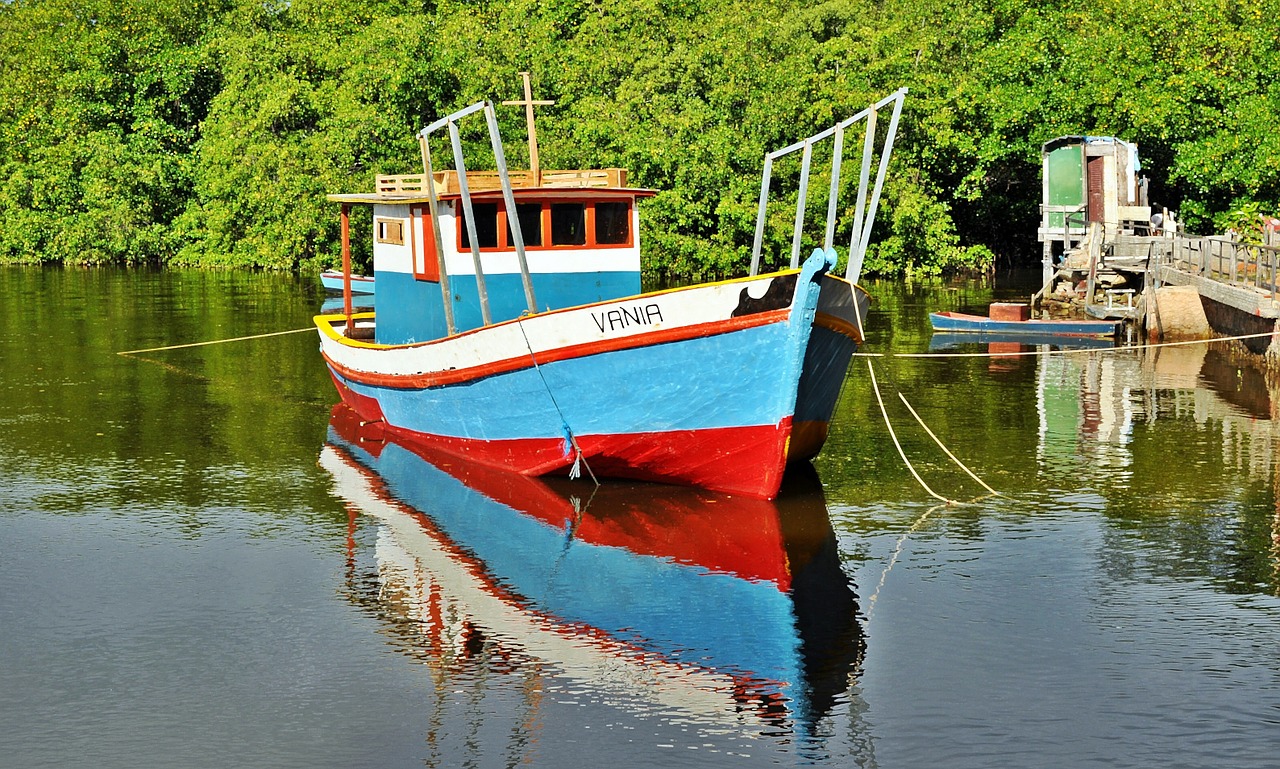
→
(1156, 235, 1280, 301)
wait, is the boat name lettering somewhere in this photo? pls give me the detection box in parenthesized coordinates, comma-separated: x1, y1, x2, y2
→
(591, 303, 664, 333)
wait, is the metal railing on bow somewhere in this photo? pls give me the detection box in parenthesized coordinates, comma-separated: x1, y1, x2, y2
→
(419, 101, 539, 336)
(749, 88, 907, 284)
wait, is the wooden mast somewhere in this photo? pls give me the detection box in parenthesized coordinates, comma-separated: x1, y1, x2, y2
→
(501, 72, 554, 186)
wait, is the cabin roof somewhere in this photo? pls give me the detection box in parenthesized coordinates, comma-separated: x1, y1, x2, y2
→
(1042, 135, 1133, 153)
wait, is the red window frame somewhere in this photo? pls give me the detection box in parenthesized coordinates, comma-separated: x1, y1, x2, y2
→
(454, 198, 634, 253)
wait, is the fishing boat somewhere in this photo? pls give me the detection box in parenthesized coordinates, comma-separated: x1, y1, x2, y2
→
(315, 86, 905, 499)
(930, 311, 1121, 338)
(320, 268, 375, 295)
(321, 404, 863, 736)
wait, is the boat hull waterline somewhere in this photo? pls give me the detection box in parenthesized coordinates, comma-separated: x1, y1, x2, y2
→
(316, 248, 866, 499)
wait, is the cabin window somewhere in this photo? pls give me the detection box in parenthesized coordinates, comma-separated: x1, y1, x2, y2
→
(594, 201, 630, 245)
(376, 218, 405, 245)
(507, 203, 543, 247)
(459, 202, 500, 249)
(451, 198, 633, 251)
(551, 203, 586, 245)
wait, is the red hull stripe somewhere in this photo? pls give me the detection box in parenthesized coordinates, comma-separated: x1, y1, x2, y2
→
(325, 308, 791, 390)
(375, 418, 794, 499)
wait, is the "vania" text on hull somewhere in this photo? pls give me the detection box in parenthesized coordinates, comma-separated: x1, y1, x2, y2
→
(591, 303, 664, 333)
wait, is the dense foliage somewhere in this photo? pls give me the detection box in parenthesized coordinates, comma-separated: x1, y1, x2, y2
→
(1, 0, 1277, 277)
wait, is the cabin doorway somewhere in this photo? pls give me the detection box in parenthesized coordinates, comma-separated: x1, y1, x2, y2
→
(1086, 156, 1106, 224)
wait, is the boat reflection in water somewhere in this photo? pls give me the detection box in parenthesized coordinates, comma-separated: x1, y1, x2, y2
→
(320, 403, 863, 742)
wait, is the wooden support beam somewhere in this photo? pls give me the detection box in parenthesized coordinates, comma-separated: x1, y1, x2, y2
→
(340, 203, 353, 327)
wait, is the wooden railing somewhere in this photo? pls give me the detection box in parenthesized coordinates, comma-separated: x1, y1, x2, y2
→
(1157, 236, 1280, 301)
(376, 168, 628, 195)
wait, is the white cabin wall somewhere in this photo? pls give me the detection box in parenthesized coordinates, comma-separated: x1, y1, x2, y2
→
(438, 200, 641, 277)
(373, 203, 414, 275)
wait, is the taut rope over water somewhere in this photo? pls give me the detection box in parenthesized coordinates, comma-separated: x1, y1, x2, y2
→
(116, 327, 315, 356)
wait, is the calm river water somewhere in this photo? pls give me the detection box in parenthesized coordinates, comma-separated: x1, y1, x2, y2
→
(2, 266, 1279, 768)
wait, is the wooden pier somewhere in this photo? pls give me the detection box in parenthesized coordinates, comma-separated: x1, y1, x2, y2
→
(1153, 234, 1280, 359)
(1032, 226, 1280, 363)
(1033, 133, 1279, 363)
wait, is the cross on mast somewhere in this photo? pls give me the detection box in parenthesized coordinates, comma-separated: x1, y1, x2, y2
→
(501, 72, 554, 186)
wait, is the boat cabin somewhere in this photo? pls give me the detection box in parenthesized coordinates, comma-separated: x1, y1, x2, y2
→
(328, 169, 654, 344)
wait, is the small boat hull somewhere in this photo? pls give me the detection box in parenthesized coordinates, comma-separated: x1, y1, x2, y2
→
(930, 311, 1120, 338)
(321, 269, 376, 295)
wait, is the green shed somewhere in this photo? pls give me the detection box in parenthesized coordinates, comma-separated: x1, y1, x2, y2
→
(1038, 136, 1151, 281)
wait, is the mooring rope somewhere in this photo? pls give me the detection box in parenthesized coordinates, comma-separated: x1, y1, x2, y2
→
(515, 319, 599, 487)
(897, 392, 1002, 496)
(116, 326, 315, 356)
(867, 359, 957, 505)
(864, 492, 1000, 619)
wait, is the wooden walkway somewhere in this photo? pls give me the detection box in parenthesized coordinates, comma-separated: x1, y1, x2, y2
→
(1154, 236, 1280, 319)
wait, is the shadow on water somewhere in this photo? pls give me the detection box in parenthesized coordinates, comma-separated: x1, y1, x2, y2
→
(320, 403, 864, 747)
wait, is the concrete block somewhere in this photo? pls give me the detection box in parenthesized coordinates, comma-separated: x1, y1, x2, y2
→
(1146, 285, 1210, 341)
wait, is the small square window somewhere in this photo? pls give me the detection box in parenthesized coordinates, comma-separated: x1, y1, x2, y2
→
(507, 203, 543, 247)
(460, 202, 499, 249)
(376, 218, 405, 245)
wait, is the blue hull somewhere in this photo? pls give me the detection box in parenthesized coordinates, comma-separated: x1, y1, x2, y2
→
(930, 311, 1120, 338)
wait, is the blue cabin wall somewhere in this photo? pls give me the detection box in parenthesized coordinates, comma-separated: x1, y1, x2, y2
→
(376, 269, 642, 344)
